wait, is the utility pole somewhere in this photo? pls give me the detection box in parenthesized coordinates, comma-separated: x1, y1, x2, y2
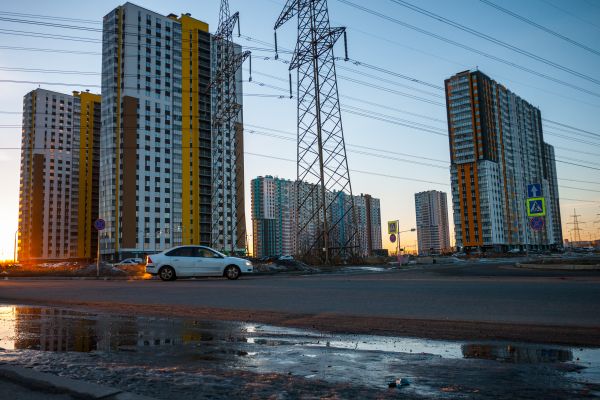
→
(567, 209, 584, 248)
(274, 0, 357, 263)
(210, 0, 251, 254)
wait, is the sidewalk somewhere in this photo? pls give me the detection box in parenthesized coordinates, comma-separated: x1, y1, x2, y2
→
(0, 378, 74, 400)
(0, 365, 155, 400)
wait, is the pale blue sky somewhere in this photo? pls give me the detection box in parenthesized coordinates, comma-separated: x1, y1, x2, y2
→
(1, 0, 599, 258)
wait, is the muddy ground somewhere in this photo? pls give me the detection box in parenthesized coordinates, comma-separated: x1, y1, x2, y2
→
(0, 305, 599, 399)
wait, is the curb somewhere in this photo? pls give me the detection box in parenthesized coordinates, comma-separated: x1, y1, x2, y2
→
(0, 365, 155, 399)
(516, 263, 600, 270)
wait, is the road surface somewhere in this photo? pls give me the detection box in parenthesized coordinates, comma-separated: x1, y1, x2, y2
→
(1, 264, 599, 344)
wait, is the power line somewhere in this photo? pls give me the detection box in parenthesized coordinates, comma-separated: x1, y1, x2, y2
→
(245, 127, 449, 168)
(0, 45, 99, 55)
(3, 74, 599, 155)
(2, 25, 596, 141)
(545, 131, 600, 147)
(4, 140, 599, 194)
(245, 123, 449, 163)
(543, 118, 600, 139)
(334, 26, 600, 110)
(560, 178, 600, 186)
(335, 0, 600, 98)
(539, 0, 600, 32)
(478, 0, 600, 57)
(245, 152, 449, 186)
(0, 28, 99, 43)
(561, 185, 600, 193)
(561, 198, 600, 204)
(388, 0, 600, 86)
(0, 11, 99, 24)
(554, 146, 600, 158)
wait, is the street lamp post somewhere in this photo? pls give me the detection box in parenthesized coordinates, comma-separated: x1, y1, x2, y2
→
(397, 228, 416, 260)
(13, 229, 18, 263)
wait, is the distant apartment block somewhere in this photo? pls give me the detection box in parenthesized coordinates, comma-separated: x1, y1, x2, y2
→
(354, 194, 383, 256)
(414, 190, 450, 255)
(251, 176, 382, 258)
(100, 3, 245, 260)
(18, 89, 101, 261)
(251, 176, 296, 258)
(445, 70, 562, 251)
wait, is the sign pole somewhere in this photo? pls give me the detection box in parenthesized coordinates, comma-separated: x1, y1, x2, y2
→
(396, 220, 400, 256)
(94, 218, 106, 279)
(96, 233, 100, 278)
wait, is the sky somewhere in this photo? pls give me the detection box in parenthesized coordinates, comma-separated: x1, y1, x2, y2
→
(1, 0, 600, 259)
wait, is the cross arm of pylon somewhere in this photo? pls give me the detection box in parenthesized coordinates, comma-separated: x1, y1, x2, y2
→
(206, 50, 251, 92)
(289, 27, 345, 70)
(215, 11, 240, 39)
(274, 0, 301, 29)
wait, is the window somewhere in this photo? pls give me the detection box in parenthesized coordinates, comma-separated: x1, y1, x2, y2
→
(196, 247, 220, 258)
(166, 246, 195, 257)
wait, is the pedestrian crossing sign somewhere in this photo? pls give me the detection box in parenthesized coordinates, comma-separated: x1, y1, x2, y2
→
(388, 221, 398, 234)
(526, 197, 546, 217)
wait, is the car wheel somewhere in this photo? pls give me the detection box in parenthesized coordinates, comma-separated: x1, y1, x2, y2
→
(224, 265, 241, 280)
(159, 266, 176, 281)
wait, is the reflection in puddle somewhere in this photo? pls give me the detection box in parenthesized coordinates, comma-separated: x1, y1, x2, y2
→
(463, 343, 573, 363)
(0, 304, 599, 399)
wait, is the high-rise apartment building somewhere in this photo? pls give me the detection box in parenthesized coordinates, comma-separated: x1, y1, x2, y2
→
(251, 176, 382, 258)
(445, 70, 562, 251)
(354, 194, 383, 256)
(251, 176, 296, 258)
(18, 89, 101, 261)
(414, 190, 450, 255)
(100, 3, 245, 260)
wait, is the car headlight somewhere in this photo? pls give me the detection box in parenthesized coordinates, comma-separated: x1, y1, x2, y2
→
(245, 261, 252, 266)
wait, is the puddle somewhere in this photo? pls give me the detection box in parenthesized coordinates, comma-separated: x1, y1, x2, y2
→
(0, 304, 599, 399)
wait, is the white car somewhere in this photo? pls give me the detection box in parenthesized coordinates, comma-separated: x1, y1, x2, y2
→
(278, 255, 294, 261)
(115, 258, 143, 266)
(145, 245, 253, 281)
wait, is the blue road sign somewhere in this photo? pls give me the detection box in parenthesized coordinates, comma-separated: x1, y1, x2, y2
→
(527, 183, 542, 198)
(94, 218, 106, 231)
(529, 216, 545, 231)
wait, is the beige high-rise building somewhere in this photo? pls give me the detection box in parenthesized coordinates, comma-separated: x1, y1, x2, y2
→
(415, 190, 450, 255)
(18, 89, 101, 261)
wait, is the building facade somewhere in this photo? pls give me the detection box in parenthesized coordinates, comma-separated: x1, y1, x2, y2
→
(18, 89, 101, 261)
(414, 190, 450, 255)
(354, 194, 383, 256)
(100, 3, 245, 260)
(445, 70, 562, 251)
(250, 176, 382, 258)
(251, 176, 296, 258)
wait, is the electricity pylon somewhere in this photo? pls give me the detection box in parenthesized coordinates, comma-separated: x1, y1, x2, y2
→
(210, 0, 250, 253)
(275, 0, 358, 263)
(567, 209, 584, 247)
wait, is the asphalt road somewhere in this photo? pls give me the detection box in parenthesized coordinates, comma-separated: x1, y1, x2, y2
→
(1, 264, 599, 327)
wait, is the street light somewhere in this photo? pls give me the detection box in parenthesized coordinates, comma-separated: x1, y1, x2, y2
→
(13, 229, 18, 263)
(397, 228, 416, 257)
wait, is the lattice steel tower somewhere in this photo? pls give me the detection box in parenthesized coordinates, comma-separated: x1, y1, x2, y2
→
(211, 0, 250, 253)
(567, 208, 584, 245)
(275, 0, 358, 263)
